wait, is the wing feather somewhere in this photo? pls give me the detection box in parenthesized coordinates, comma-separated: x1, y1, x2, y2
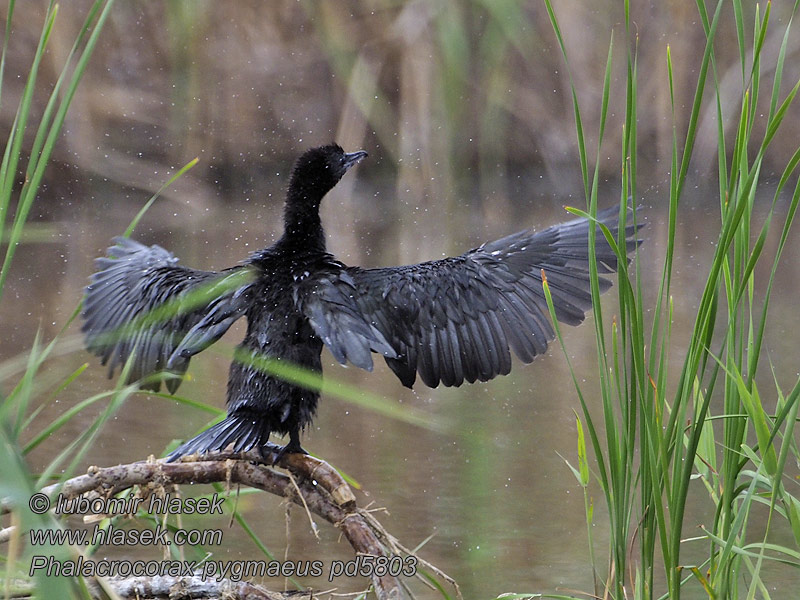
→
(288, 207, 641, 389)
(293, 257, 398, 371)
(82, 237, 254, 392)
(343, 206, 642, 388)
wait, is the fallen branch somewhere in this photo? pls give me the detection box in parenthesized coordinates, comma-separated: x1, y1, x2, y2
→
(1, 449, 459, 600)
(93, 575, 312, 599)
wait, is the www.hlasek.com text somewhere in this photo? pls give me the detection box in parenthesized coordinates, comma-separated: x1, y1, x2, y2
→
(30, 523, 222, 547)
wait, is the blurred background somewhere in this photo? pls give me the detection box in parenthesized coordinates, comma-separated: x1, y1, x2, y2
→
(2, 1, 800, 598)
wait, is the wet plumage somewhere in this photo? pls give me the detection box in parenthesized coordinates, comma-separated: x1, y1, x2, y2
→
(81, 144, 641, 460)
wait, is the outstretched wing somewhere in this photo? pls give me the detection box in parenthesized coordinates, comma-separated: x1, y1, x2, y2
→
(82, 237, 255, 393)
(346, 205, 641, 388)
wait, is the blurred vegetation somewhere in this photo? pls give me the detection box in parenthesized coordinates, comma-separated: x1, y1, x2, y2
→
(1, 0, 799, 209)
(1, 4, 122, 600)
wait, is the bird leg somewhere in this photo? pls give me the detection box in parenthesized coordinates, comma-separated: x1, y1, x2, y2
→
(268, 428, 308, 465)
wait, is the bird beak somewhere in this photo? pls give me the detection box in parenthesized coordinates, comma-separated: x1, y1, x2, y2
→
(342, 150, 368, 170)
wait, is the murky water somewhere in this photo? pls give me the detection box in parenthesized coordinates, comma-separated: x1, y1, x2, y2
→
(3, 169, 799, 598)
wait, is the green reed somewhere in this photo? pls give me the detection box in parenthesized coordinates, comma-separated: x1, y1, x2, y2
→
(537, 1, 800, 599)
(0, 3, 118, 599)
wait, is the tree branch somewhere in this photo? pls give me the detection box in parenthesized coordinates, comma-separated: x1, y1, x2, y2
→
(2, 449, 460, 600)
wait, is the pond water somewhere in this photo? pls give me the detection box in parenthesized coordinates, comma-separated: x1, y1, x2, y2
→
(2, 166, 799, 598)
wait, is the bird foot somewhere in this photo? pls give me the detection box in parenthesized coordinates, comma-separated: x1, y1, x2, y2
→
(260, 441, 308, 466)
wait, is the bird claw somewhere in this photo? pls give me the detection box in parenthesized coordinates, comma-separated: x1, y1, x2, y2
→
(260, 441, 308, 465)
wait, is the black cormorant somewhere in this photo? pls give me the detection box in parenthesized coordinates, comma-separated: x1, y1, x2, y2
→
(82, 144, 641, 461)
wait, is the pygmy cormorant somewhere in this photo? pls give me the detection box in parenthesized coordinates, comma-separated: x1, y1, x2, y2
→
(81, 144, 641, 461)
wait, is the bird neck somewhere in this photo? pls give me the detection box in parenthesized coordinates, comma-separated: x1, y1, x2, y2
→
(282, 193, 326, 251)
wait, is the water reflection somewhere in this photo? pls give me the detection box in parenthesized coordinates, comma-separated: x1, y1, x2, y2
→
(3, 171, 800, 598)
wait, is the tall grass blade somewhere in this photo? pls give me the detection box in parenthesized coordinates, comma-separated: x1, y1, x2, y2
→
(0, 0, 115, 301)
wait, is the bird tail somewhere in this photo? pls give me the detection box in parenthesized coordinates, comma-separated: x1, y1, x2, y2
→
(166, 411, 270, 462)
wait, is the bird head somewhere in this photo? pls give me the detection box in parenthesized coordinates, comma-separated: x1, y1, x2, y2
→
(287, 144, 368, 206)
